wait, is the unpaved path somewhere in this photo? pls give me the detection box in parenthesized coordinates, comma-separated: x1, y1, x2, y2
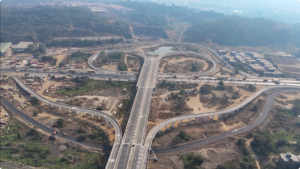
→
(246, 139, 261, 169)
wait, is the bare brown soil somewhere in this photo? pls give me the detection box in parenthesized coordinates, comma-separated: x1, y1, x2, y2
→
(149, 137, 242, 169)
(271, 56, 300, 66)
(151, 93, 267, 148)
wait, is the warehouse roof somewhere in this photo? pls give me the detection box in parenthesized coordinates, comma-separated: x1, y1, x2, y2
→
(15, 42, 34, 49)
(1, 42, 12, 53)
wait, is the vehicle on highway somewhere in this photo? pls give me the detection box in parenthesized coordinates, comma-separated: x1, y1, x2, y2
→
(68, 74, 73, 76)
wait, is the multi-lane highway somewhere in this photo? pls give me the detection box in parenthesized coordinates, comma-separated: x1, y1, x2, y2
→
(0, 97, 105, 150)
(153, 89, 300, 153)
(3, 41, 300, 169)
(163, 78, 300, 87)
(113, 57, 159, 169)
(9, 76, 122, 169)
(140, 88, 300, 168)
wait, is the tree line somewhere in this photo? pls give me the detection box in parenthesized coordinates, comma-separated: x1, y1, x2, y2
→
(112, 1, 226, 28)
(184, 16, 300, 47)
(45, 38, 123, 48)
(1, 5, 132, 43)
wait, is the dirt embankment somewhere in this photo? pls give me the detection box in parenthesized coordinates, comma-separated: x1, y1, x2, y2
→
(149, 137, 242, 169)
(151, 92, 267, 148)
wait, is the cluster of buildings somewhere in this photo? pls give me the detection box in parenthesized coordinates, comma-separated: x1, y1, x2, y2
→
(9, 57, 45, 68)
(278, 152, 300, 169)
(219, 50, 282, 77)
(1, 41, 34, 57)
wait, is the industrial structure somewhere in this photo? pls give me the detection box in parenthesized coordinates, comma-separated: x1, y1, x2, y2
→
(13, 42, 34, 52)
(0, 42, 12, 56)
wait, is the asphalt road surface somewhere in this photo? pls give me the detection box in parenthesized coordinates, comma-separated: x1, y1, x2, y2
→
(0, 97, 108, 151)
(152, 89, 297, 154)
(0, 69, 136, 80)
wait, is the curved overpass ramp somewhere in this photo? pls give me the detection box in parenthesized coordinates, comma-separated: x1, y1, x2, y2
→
(11, 76, 122, 169)
(140, 86, 300, 168)
(0, 97, 104, 150)
(158, 51, 218, 77)
(88, 50, 148, 76)
(163, 42, 255, 78)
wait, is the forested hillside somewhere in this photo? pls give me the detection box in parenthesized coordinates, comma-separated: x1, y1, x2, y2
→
(184, 16, 300, 47)
(0, 6, 132, 43)
(113, 1, 226, 27)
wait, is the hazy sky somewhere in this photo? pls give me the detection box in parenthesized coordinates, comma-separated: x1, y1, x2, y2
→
(145, 0, 300, 23)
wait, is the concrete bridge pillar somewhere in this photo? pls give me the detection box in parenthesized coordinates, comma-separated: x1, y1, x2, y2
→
(172, 122, 175, 128)
(165, 125, 167, 132)
(68, 109, 70, 113)
(59, 107, 61, 111)
(204, 116, 207, 122)
(98, 115, 101, 120)
(91, 113, 93, 118)
(159, 130, 161, 135)
(50, 104, 52, 108)
(76, 110, 78, 115)
(105, 118, 108, 123)
(180, 120, 182, 126)
(212, 115, 214, 120)
(226, 112, 229, 117)
(83, 112, 86, 116)
(196, 118, 199, 123)
(109, 122, 112, 127)
(188, 118, 191, 124)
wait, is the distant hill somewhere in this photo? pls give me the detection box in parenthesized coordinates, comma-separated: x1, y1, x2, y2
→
(112, 1, 226, 27)
(0, 6, 132, 43)
(184, 16, 300, 47)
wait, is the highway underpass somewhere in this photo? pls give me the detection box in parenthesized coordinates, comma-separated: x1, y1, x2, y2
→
(139, 88, 300, 168)
(3, 41, 299, 169)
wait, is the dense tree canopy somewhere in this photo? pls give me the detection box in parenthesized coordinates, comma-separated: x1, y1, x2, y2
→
(113, 1, 226, 27)
(0, 5, 132, 43)
(184, 16, 300, 47)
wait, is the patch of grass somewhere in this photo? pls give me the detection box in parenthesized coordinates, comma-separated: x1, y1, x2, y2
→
(0, 120, 103, 168)
(56, 77, 134, 95)
(273, 128, 295, 141)
(87, 130, 103, 141)
(183, 153, 203, 169)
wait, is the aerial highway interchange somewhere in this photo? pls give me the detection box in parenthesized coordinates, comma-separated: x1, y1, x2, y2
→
(1, 41, 300, 169)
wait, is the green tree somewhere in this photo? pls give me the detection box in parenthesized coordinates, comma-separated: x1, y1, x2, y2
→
(30, 97, 38, 106)
(56, 119, 64, 128)
(27, 61, 32, 66)
(96, 106, 104, 111)
(200, 84, 213, 94)
(292, 99, 300, 116)
(217, 80, 226, 90)
(118, 61, 128, 71)
(183, 154, 203, 169)
(191, 63, 199, 72)
(251, 105, 258, 112)
(27, 44, 34, 52)
(33, 51, 41, 58)
(248, 84, 256, 92)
